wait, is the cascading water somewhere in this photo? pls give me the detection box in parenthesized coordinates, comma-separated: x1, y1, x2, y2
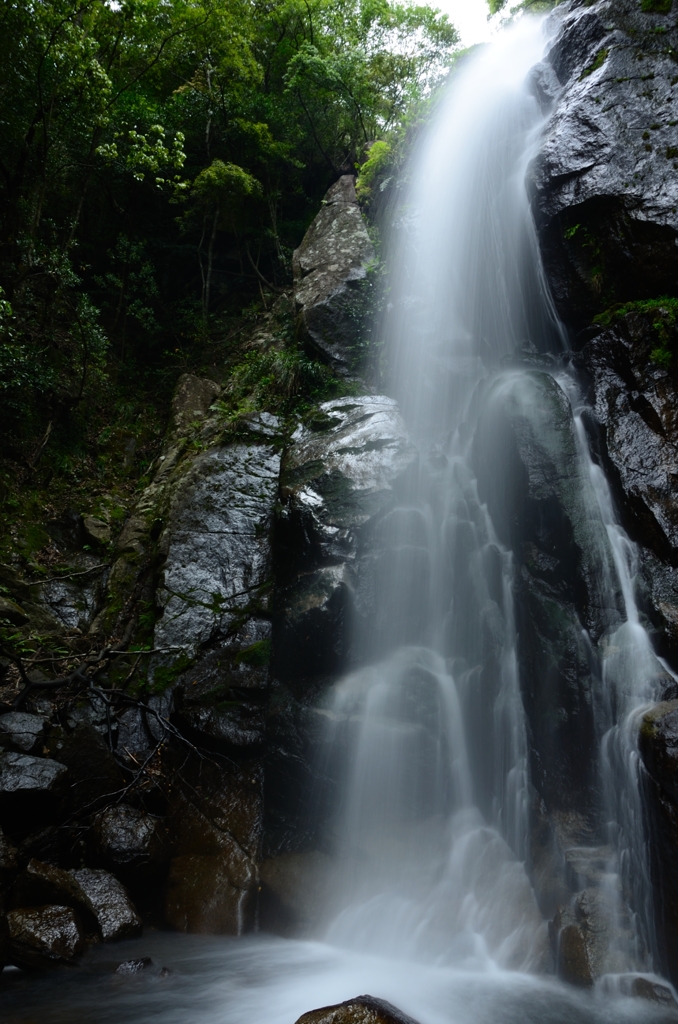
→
(310, 16, 559, 971)
(313, 9, 674, 990)
(6, 15, 678, 1024)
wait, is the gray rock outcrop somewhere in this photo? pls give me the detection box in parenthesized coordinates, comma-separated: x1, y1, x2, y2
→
(531, 0, 678, 330)
(293, 175, 375, 371)
(276, 395, 418, 682)
(0, 712, 46, 753)
(532, 0, 678, 985)
(154, 439, 280, 655)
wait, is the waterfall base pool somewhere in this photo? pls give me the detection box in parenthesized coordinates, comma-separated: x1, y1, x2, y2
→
(1, 935, 676, 1024)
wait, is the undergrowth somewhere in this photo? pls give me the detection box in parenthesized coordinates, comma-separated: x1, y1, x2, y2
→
(594, 297, 678, 367)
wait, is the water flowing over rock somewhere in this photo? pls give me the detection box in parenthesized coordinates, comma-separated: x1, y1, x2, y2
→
(531, 0, 678, 984)
(7, 5, 678, 1017)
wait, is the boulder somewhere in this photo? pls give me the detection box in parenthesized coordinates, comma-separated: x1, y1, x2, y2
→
(115, 956, 153, 974)
(7, 905, 85, 969)
(91, 804, 168, 883)
(0, 712, 46, 753)
(295, 996, 422, 1024)
(69, 868, 141, 942)
(0, 752, 68, 834)
(293, 175, 375, 371)
(552, 919, 593, 988)
(630, 977, 678, 1008)
(171, 373, 220, 433)
(531, 0, 678, 330)
(82, 515, 111, 546)
(9, 859, 100, 935)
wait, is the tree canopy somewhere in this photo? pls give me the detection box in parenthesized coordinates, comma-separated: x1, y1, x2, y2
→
(0, 0, 458, 449)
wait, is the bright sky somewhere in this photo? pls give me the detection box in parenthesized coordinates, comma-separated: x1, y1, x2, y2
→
(436, 0, 493, 46)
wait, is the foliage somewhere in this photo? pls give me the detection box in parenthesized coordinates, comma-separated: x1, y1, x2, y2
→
(641, 0, 673, 13)
(593, 297, 678, 367)
(356, 141, 393, 202)
(0, 0, 459, 454)
(220, 344, 350, 421)
(0, 0, 460, 570)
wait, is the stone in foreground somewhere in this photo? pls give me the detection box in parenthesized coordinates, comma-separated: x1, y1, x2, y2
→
(295, 995, 422, 1024)
(0, 712, 46, 753)
(115, 956, 153, 974)
(7, 905, 85, 970)
(69, 868, 141, 942)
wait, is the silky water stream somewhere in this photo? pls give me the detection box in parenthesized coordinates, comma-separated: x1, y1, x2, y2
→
(2, 16, 676, 1024)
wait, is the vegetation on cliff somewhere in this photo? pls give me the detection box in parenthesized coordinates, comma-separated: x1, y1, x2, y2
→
(0, 0, 458, 571)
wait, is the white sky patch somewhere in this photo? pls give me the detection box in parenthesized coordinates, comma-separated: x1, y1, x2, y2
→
(436, 0, 493, 47)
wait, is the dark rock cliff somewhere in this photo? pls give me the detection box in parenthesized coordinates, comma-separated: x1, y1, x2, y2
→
(532, 0, 678, 985)
(0, 177, 402, 964)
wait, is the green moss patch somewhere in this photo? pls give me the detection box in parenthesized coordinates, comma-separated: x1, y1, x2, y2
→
(236, 639, 271, 667)
(641, 0, 672, 13)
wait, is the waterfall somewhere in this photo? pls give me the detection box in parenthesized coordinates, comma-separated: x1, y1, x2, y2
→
(315, 14, 673, 985)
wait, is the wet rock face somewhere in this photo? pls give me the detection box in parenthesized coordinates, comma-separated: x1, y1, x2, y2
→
(7, 905, 85, 969)
(276, 395, 418, 682)
(531, 0, 678, 331)
(155, 440, 280, 654)
(164, 854, 252, 934)
(0, 712, 46, 753)
(91, 805, 168, 885)
(70, 868, 141, 942)
(293, 175, 375, 371)
(570, 314, 678, 661)
(258, 850, 333, 936)
(48, 723, 124, 815)
(267, 395, 418, 857)
(473, 370, 609, 818)
(638, 701, 678, 977)
(574, 313, 678, 542)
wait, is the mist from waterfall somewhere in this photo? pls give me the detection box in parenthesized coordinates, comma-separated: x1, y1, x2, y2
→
(315, 13, 674, 986)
